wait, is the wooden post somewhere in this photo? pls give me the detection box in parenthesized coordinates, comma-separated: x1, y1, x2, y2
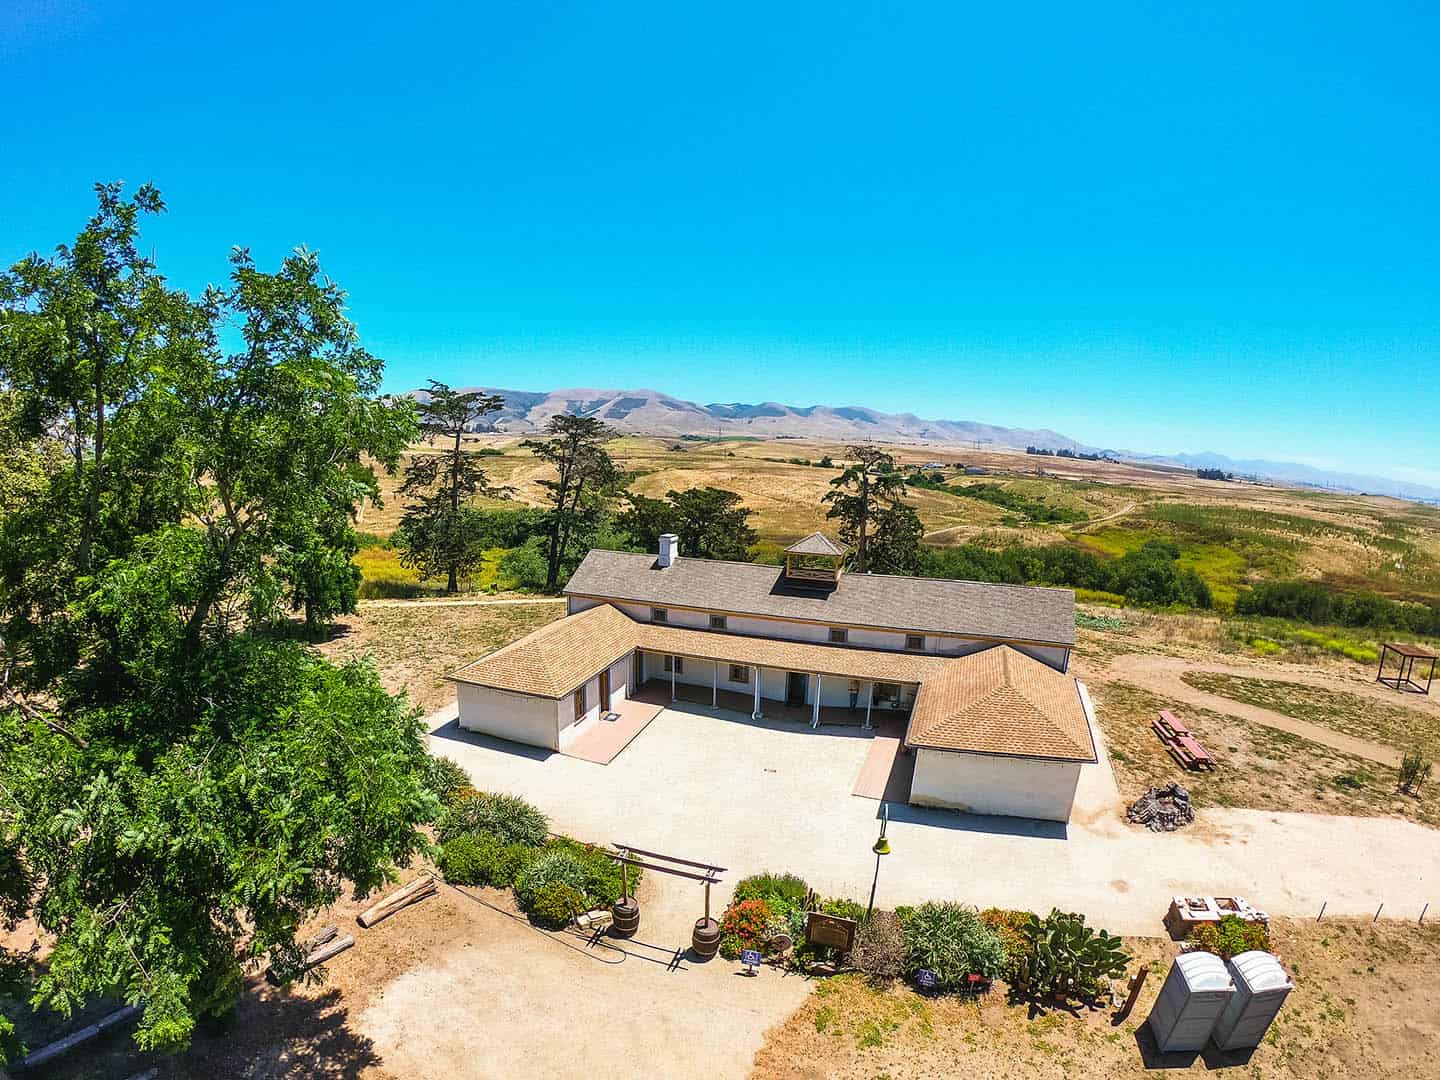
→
(670, 659, 676, 701)
(1419, 902, 1428, 923)
(1317, 901, 1326, 921)
(1375, 902, 1384, 922)
(712, 660, 718, 708)
(811, 675, 821, 729)
(753, 669, 762, 719)
(864, 682, 874, 730)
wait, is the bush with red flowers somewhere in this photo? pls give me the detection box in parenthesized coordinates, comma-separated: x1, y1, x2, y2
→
(719, 898, 775, 959)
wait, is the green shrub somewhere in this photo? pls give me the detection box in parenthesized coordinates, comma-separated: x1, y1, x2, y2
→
(528, 883, 586, 929)
(902, 902, 1008, 989)
(719, 898, 774, 960)
(543, 837, 634, 906)
(1399, 750, 1434, 793)
(422, 755, 473, 806)
(851, 910, 905, 979)
(980, 907, 1036, 982)
(1190, 916, 1271, 960)
(1011, 909, 1130, 1001)
(515, 849, 590, 911)
(438, 832, 503, 886)
(436, 791, 549, 846)
(733, 872, 810, 908)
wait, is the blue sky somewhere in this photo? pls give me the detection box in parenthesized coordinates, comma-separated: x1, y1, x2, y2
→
(3, 2, 1438, 483)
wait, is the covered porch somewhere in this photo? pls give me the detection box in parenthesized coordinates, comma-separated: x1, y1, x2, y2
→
(632, 649, 916, 731)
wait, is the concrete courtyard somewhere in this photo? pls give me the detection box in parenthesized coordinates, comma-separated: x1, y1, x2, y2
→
(430, 699, 1440, 936)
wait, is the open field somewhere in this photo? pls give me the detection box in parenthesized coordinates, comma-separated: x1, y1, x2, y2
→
(357, 434, 1440, 611)
(314, 599, 565, 714)
(751, 917, 1440, 1080)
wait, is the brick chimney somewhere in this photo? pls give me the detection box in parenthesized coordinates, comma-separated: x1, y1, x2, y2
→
(657, 533, 679, 568)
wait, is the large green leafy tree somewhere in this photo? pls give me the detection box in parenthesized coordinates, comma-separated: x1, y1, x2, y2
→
(395, 380, 506, 592)
(822, 446, 914, 572)
(617, 486, 757, 560)
(523, 414, 620, 591)
(0, 184, 432, 1059)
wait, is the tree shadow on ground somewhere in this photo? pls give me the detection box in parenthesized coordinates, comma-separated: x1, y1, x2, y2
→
(24, 985, 383, 1080)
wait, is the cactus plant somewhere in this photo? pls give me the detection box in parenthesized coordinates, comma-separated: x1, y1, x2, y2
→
(1012, 908, 1130, 1001)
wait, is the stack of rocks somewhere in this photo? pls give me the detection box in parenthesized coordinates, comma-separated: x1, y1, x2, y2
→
(1127, 783, 1195, 831)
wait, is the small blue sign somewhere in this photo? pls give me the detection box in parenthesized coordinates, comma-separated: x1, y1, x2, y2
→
(740, 949, 763, 971)
(916, 968, 938, 990)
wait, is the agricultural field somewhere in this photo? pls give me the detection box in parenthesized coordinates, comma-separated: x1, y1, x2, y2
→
(356, 434, 1440, 613)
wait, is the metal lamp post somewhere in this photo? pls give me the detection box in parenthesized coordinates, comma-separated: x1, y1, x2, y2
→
(866, 803, 892, 919)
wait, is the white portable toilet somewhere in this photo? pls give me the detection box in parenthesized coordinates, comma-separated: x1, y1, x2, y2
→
(1145, 951, 1235, 1053)
(1210, 951, 1293, 1051)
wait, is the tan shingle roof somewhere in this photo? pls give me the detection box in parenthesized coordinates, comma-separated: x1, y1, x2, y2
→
(449, 605, 1094, 762)
(906, 646, 1096, 762)
(448, 603, 636, 698)
(634, 622, 948, 684)
(784, 531, 849, 557)
(564, 550, 1076, 647)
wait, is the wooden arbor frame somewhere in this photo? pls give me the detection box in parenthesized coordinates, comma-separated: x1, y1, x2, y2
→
(1377, 642, 1437, 695)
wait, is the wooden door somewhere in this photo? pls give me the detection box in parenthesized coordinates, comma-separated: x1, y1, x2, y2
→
(599, 668, 611, 711)
(573, 685, 586, 723)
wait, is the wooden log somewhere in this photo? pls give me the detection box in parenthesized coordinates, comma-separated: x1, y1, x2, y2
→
(302, 933, 355, 968)
(357, 876, 437, 928)
(303, 925, 339, 951)
(17, 1003, 142, 1070)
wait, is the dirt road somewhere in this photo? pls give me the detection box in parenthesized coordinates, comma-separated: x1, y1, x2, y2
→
(1100, 652, 1417, 766)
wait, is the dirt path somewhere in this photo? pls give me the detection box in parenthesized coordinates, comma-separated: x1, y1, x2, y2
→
(1101, 653, 1412, 766)
(1066, 498, 1138, 532)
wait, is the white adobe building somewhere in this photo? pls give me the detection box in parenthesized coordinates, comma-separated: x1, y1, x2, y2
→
(449, 532, 1098, 822)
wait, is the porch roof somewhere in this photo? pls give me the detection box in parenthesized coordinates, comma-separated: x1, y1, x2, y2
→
(449, 604, 1096, 762)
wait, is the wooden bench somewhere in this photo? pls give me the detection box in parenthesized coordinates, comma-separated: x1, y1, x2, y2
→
(1152, 710, 1217, 771)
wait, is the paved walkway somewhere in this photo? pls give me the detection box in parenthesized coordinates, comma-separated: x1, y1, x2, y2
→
(1103, 653, 1410, 766)
(850, 719, 913, 800)
(430, 700, 1440, 935)
(562, 699, 664, 764)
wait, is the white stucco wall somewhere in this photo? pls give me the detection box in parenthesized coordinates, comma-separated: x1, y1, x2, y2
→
(456, 683, 562, 750)
(909, 749, 1082, 822)
(568, 594, 1070, 671)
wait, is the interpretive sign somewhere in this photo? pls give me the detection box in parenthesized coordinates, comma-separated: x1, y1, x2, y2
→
(805, 911, 858, 952)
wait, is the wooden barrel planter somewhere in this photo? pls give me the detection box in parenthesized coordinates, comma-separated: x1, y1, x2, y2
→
(611, 898, 640, 938)
(691, 917, 721, 960)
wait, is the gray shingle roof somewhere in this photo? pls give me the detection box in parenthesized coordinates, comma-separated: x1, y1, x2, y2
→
(563, 550, 1076, 647)
(784, 531, 849, 556)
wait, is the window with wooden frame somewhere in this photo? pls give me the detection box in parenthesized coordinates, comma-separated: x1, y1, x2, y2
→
(709, 614, 728, 630)
(904, 634, 925, 652)
(651, 607, 669, 623)
(828, 627, 848, 644)
(728, 664, 750, 683)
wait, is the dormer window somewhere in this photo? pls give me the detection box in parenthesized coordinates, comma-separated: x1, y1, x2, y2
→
(905, 634, 925, 652)
(828, 627, 848, 644)
(652, 607, 668, 623)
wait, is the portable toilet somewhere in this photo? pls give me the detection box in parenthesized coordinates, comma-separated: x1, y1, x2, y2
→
(1210, 951, 1293, 1051)
(1145, 951, 1234, 1053)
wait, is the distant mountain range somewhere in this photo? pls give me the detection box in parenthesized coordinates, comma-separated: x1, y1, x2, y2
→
(417, 385, 1439, 503)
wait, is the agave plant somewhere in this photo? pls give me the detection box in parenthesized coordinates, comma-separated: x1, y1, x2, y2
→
(1013, 908, 1130, 1001)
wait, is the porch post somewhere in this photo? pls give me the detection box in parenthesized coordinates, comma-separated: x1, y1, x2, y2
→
(670, 659, 676, 701)
(753, 668, 762, 720)
(864, 681, 873, 729)
(811, 674, 821, 729)
(712, 660, 718, 708)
